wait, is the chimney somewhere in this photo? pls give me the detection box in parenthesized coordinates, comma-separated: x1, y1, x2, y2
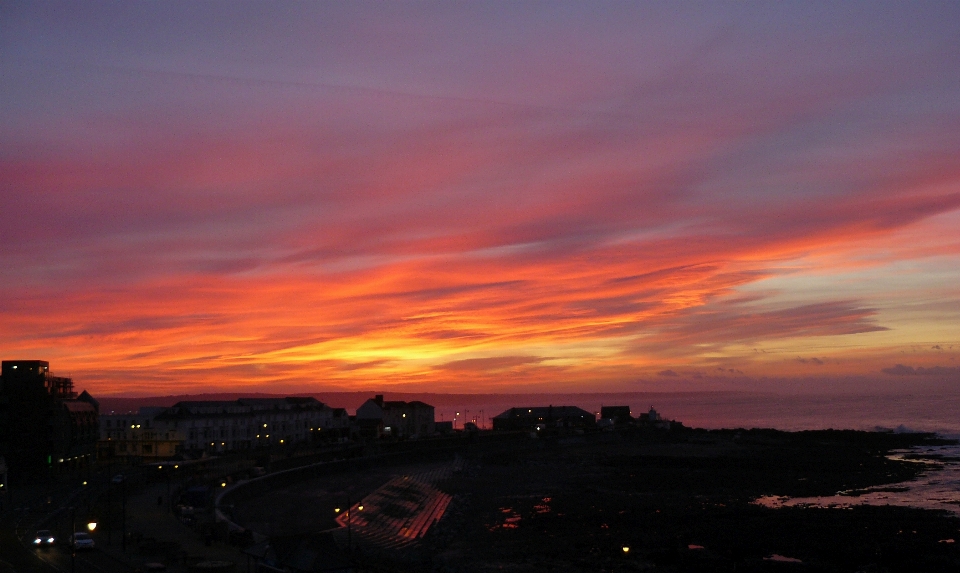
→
(375, 394, 384, 407)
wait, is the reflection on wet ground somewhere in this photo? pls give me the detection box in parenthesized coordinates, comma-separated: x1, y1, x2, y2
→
(754, 441, 960, 515)
(487, 496, 554, 531)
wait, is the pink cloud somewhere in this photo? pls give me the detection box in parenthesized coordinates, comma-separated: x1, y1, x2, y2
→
(2, 3, 959, 393)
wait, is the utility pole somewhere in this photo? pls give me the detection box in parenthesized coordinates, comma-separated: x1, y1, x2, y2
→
(121, 478, 127, 552)
(335, 493, 352, 556)
(335, 493, 364, 564)
(70, 506, 76, 573)
(105, 461, 111, 546)
(166, 469, 172, 512)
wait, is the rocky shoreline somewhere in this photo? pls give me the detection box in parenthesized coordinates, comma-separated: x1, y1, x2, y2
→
(231, 428, 959, 572)
(415, 428, 959, 573)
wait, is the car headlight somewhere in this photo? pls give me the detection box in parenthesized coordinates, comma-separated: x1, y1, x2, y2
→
(48, 538, 55, 543)
(34, 538, 41, 544)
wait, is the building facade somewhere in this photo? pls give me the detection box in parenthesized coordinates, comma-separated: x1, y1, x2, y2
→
(355, 395, 435, 438)
(0, 360, 99, 479)
(99, 407, 185, 460)
(99, 397, 337, 458)
(600, 406, 632, 425)
(492, 406, 596, 432)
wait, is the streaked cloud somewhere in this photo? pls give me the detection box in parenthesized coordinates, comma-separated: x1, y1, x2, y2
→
(881, 365, 960, 377)
(1, 2, 958, 394)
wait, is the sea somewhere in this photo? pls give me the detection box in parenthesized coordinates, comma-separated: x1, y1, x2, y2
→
(426, 391, 960, 435)
(754, 442, 960, 517)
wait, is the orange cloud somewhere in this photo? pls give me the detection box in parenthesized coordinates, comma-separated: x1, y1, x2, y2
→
(3, 3, 960, 395)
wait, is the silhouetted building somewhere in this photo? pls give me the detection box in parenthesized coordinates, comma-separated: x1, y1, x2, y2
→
(0, 456, 8, 504)
(492, 406, 596, 432)
(355, 395, 435, 438)
(600, 406, 632, 425)
(329, 407, 353, 440)
(99, 397, 341, 460)
(0, 360, 99, 479)
(636, 406, 676, 429)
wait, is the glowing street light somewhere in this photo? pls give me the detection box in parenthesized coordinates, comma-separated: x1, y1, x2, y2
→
(336, 497, 365, 559)
(87, 522, 97, 532)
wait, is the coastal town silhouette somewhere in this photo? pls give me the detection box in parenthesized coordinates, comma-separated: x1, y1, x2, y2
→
(2, 360, 959, 572)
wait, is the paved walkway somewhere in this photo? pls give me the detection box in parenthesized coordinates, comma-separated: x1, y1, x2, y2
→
(97, 481, 248, 573)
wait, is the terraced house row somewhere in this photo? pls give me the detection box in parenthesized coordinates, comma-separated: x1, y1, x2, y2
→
(99, 397, 352, 459)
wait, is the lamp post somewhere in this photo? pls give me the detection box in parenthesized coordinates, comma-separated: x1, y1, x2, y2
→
(121, 477, 127, 552)
(105, 461, 111, 546)
(166, 467, 172, 512)
(334, 495, 364, 560)
(70, 506, 76, 573)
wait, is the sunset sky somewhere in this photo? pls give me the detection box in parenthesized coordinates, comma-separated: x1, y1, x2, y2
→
(2, 2, 959, 396)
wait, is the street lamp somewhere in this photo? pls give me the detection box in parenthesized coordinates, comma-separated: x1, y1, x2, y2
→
(121, 478, 127, 552)
(334, 497, 364, 559)
(87, 521, 97, 532)
(69, 506, 81, 573)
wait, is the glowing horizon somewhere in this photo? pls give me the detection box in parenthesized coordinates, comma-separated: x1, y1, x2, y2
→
(2, 3, 959, 396)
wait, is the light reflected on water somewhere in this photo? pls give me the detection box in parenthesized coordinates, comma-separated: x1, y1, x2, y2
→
(488, 507, 522, 531)
(533, 496, 552, 515)
(754, 441, 960, 514)
(488, 497, 553, 531)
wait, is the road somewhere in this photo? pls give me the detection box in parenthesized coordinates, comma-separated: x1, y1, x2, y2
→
(2, 530, 135, 573)
(1, 476, 136, 573)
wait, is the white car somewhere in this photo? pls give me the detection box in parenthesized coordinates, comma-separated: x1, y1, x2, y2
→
(71, 532, 95, 550)
(33, 530, 55, 546)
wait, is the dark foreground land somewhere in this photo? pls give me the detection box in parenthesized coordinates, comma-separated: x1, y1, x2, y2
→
(407, 428, 960, 573)
(233, 428, 960, 572)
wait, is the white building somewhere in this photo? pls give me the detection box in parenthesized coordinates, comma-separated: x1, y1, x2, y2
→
(100, 397, 336, 457)
(99, 407, 185, 460)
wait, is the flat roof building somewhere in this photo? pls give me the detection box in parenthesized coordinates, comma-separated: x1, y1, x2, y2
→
(492, 405, 595, 432)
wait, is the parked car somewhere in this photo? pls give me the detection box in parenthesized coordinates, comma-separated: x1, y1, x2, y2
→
(33, 530, 55, 546)
(70, 532, 95, 550)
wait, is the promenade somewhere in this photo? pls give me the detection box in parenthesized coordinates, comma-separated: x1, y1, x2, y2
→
(0, 476, 248, 573)
(97, 480, 247, 573)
